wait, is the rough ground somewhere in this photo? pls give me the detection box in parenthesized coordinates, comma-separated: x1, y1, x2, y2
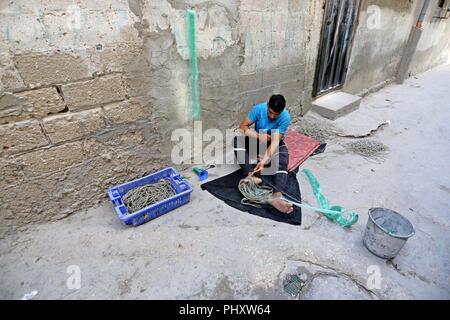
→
(1, 64, 449, 300)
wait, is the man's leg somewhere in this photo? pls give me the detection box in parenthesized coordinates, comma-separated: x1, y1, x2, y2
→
(233, 136, 260, 183)
(266, 141, 293, 214)
(273, 141, 289, 193)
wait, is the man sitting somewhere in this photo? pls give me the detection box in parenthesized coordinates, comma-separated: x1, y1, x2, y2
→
(233, 94, 293, 214)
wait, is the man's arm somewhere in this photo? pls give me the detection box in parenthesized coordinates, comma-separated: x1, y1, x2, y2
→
(239, 117, 270, 142)
(254, 131, 282, 173)
(259, 114, 289, 166)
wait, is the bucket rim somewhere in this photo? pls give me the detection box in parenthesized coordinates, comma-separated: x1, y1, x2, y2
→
(368, 207, 415, 239)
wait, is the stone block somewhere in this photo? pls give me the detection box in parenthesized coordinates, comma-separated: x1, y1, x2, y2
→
(87, 43, 142, 75)
(0, 159, 24, 189)
(43, 108, 105, 144)
(0, 119, 48, 156)
(13, 53, 90, 86)
(0, 180, 50, 226)
(61, 74, 127, 111)
(102, 100, 146, 124)
(17, 87, 66, 116)
(15, 140, 95, 176)
(93, 130, 146, 159)
(1, 70, 25, 92)
(0, 88, 66, 124)
(0, 93, 33, 124)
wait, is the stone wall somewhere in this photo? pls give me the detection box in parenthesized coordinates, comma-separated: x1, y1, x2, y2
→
(0, 1, 171, 233)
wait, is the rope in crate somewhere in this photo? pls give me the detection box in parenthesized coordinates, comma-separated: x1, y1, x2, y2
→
(122, 179, 176, 214)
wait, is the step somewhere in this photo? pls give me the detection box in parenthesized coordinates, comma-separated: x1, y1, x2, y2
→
(311, 91, 362, 120)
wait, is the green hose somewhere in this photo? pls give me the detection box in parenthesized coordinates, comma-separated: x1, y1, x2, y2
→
(186, 9, 201, 121)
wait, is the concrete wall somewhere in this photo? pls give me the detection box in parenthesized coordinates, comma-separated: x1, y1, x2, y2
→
(236, 0, 324, 123)
(408, 0, 450, 76)
(344, 0, 421, 95)
(344, 0, 450, 95)
(0, 0, 324, 232)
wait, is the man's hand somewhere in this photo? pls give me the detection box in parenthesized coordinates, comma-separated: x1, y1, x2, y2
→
(254, 155, 270, 173)
(258, 133, 271, 143)
(254, 162, 264, 173)
(239, 117, 272, 143)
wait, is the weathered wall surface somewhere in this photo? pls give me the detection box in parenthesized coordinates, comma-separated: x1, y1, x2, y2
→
(408, 0, 450, 76)
(344, 0, 421, 95)
(236, 0, 324, 122)
(344, 0, 450, 95)
(0, 0, 324, 232)
(0, 0, 173, 233)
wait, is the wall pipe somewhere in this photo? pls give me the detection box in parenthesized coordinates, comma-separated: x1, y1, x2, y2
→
(395, 0, 432, 83)
(416, 0, 432, 28)
(186, 9, 201, 121)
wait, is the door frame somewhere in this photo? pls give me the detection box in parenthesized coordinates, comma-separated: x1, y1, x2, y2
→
(312, 0, 363, 98)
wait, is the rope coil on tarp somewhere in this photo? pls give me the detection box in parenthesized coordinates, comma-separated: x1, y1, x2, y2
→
(238, 176, 273, 208)
(238, 169, 359, 228)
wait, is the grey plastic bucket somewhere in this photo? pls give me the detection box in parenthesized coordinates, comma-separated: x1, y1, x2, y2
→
(363, 208, 415, 259)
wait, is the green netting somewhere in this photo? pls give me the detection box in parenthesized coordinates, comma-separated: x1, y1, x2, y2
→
(186, 9, 201, 121)
(298, 169, 359, 228)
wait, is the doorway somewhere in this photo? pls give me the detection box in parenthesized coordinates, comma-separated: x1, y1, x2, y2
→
(313, 0, 361, 97)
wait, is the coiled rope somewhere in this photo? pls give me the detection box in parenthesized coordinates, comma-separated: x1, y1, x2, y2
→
(123, 179, 175, 214)
(238, 175, 274, 207)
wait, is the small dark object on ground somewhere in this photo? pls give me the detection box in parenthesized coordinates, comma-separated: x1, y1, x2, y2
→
(283, 274, 305, 297)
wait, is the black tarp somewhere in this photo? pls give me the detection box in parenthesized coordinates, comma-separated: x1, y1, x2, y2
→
(201, 169, 302, 226)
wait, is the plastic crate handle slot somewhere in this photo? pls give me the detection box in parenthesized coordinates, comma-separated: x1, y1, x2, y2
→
(115, 205, 128, 217)
(174, 175, 189, 191)
(173, 175, 184, 185)
(108, 189, 123, 206)
(173, 175, 183, 183)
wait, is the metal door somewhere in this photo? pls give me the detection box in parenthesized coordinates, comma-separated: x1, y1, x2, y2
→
(313, 0, 360, 97)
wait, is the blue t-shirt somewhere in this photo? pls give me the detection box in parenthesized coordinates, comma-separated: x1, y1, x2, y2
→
(248, 102, 291, 136)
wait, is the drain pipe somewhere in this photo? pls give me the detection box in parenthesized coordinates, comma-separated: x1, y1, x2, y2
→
(416, 0, 432, 28)
(396, 0, 431, 84)
(186, 9, 201, 121)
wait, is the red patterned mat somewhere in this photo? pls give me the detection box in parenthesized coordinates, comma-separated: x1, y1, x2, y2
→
(284, 130, 321, 172)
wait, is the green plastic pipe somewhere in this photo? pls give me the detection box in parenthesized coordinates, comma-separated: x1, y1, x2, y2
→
(186, 9, 201, 121)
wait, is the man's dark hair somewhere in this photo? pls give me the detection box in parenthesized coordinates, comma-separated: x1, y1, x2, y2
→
(268, 94, 286, 113)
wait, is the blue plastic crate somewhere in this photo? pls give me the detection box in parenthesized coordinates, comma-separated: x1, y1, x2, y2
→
(107, 167, 193, 226)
